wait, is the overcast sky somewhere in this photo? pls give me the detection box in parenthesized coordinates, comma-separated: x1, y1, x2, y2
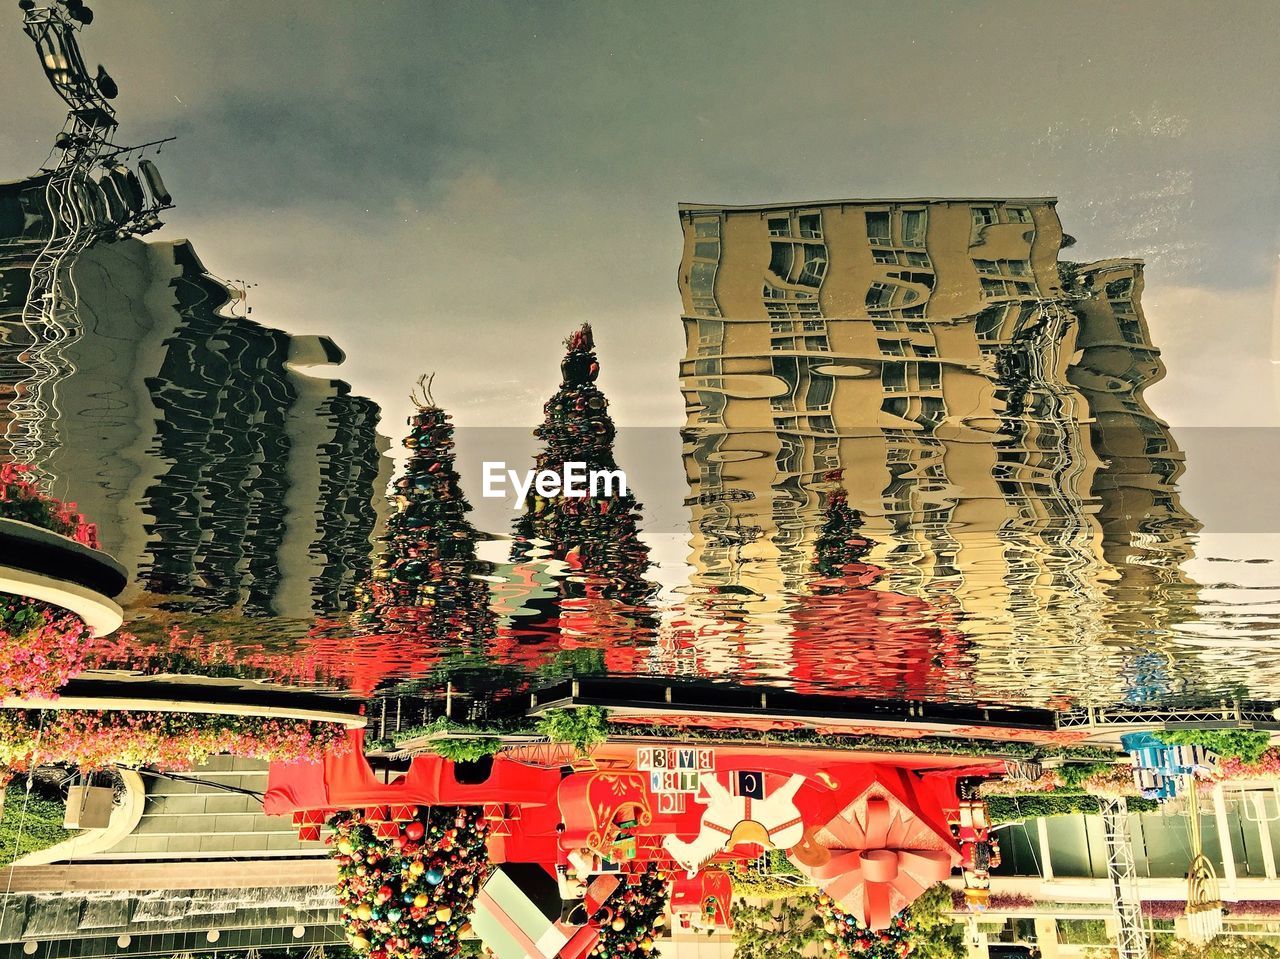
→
(3, 0, 1279, 536)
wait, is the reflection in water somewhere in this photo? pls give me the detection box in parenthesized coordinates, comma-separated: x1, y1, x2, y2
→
(675, 198, 1241, 705)
(2, 180, 1277, 709)
(2, 28, 1277, 711)
(497, 324, 659, 676)
(2, 234, 392, 631)
(316, 384, 498, 694)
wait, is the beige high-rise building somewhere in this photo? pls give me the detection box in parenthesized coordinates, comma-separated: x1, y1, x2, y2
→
(675, 197, 1198, 701)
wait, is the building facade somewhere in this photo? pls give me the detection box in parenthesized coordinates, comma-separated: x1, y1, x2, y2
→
(676, 197, 1199, 701)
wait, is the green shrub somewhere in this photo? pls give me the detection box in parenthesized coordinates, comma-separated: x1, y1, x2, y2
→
(1161, 729, 1272, 764)
(0, 784, 71, 866)
(987, 794, 1158, 822)
(534, 707, 610, 753)
(429, 738, 504, 762)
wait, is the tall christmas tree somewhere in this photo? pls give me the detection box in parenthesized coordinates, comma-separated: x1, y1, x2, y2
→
(512, 324, 653, 604)
(589, 865, 670, 959)
(306, 376, 496, 693)
(815, 885, 962, 959)
(331, 805, 492, 959)
(364, 374, 495, 647)
(785, 485, 969, 698)
(813, 485, 874, 578)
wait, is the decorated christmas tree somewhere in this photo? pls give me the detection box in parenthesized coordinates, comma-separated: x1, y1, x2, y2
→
(311, 375, 496, 692)
(331, 805, 492, 959)
(787, 484, 969, 699)
(813, 483, 874, 578)
(590, 866, 670, 959)
(512, 324, 653, 604)
(814, 885, 963, 959)
(815, 896, 917, 959)
(366, 375, 494, 641)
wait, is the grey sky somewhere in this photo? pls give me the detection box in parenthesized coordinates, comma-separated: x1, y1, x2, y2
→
(2, 0, 1278, 542)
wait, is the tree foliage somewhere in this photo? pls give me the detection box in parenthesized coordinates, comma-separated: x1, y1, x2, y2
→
(1160, 729, 1272, 765)
(731, 896, 820, 959)
(535, 706, 610, 753)
(1152, 934, 1280, 959)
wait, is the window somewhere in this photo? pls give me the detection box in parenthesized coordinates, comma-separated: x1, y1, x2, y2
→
(1119, 318, 1144, 344)
(763, 284, 786, 300)
(975, 305, 1007, 340)
(866, 211, 891, 245)
(882, 363, 908, 392)
(694, 219, 720, 237)
(901, 209, 927, 248)
(798, 213, 822, 238)
(806, 370, 834, 409)
(799, 244, 828, 286)
(810, 415, 835, 433)
(912, 343, 937, 357)
(867, 282, 895, 309)
(814, 438, 840, 469)
(1106, 276, 1134, 299)
(918, 396, 946, 424)
(974, 259, 1000, 275)
(1007, 259, 1030, 276)
(980, 277, 1007, 297)
(971, 206, 997, 227)
(776, 438, 801, 474)
(878, 338, 907, 356)
(803, 335, 830, 352)
(873, 249, 899, 264)
(905, 251, 932, 267)
(769, 242, 794, 278)
(696, 319, 723, 346)
(771, 336, 796, 351)
(882, 396, 910, 419)
(690, 261, 717, 297)
(906, 321, 930, 333)
(873, 319, 901, 332)
(917, 361, 942, 391)
(1006, 206, 1032, 224)
(801, 319, 825, 331)
(770, 319, 795, 333)
(693, 241, 719, 259)
(768, 217, 791, 237)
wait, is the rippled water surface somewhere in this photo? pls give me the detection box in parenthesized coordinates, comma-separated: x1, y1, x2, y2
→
(2, 7, 1278, 716)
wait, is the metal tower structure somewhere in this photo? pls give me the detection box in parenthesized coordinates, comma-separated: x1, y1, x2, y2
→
(1099, 795, 1149, 959)
(7, 0, 173, 473)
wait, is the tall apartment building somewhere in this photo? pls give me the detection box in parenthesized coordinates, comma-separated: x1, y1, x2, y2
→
(676, 197, 1198, 699)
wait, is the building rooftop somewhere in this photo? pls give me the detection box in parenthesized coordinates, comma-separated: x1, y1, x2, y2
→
(679, 196, 1059, 214)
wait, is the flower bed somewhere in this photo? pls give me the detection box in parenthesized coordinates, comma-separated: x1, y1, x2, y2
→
(1143, 901, 1280, 920)
(88, 625, 332, 686)
(0, 595, 95, 699)
(1215, 748, 1280, 782)
(0, 463, 99, 547)
(0, 708, 350, 782)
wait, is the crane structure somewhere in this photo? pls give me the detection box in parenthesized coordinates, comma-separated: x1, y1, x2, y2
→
(6, 1, 173, 472)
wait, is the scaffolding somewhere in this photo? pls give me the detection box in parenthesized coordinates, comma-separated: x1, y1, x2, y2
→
(1099, 795, 1149, 959)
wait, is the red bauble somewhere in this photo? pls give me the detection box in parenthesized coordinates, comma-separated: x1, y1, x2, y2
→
(406, 821, 426, 841)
